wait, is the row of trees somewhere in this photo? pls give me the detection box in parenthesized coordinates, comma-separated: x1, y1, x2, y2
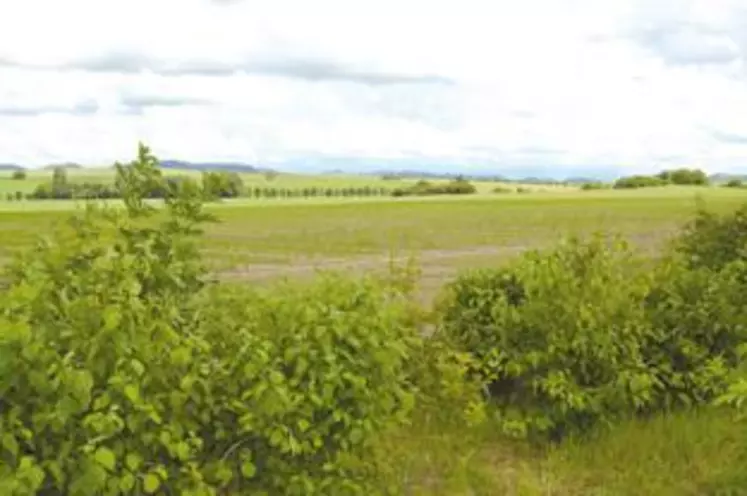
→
(12, 168, 398, 201)
(8, 166, 479, 202)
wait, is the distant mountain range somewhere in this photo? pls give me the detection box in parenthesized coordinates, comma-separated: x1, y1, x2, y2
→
(159, 160, 273, 174)
(368, 170, 605, 184)
(43, 162, 83, 170)
(709, 173, 747, 183)
(3, 157, 747, 184)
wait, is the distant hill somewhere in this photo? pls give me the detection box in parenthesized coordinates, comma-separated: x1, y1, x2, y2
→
(367, 168, 611, 184)
(159, 160, 274, 174)
(43, 162, 83, 170)
(372, 170, 509, 182)
(563, 176, 603, 184)
(709, 173, 747, 183)
(0, 163, 23, 171)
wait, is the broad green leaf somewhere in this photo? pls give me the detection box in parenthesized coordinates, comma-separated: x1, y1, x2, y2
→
(93, 447, 116, 471)
(241, 461, 257, 479)
(143, 473, 160, 494)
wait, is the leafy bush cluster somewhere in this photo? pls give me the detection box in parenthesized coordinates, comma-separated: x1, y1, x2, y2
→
(391, 178, 477, 197)
(0, 144, 458, 495)
(25, 167, 203, 201)
(437, 206, 747, 439)
(580, 182, 609, 190)
(613, 174, 670, 189)
(723, 179, 747, 189)
(613, 168, 710, 189)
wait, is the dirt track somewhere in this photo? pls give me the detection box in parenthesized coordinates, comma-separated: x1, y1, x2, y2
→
(213, 228, 677, 303)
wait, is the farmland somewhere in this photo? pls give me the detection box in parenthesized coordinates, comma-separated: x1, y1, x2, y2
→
(2, 179, 746, 295)
(2, 153, 747, 495)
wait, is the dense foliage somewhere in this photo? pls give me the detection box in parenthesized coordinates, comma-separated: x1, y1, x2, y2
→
(18, 178, 393, 202)
(391, 178, 477, 197)
(437, 208, 747, 439)
(580, 182, 608, 190)
(0, 144, 432, 495)
(613, 174, 669, 189)
(614, 168, 710, 189)
(724, 179, 746, 189)
(437, 236, 657, 439)
(656, 168, 709, 186)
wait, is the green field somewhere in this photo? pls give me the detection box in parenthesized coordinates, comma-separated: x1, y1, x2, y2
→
(0, 167, 578, 197)
(2, 186, 746, 297)
(3, 174, 747, 494)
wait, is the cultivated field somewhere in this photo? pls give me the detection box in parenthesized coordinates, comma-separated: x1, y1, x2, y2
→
(0, 167, 577, 197)
(3, 163, 747, 494)
(2, 185, 746, 299)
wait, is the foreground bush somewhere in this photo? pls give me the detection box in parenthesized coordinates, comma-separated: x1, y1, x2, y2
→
(673, 203, 747, 272)
(0, 144, 421, 495)
(437, 236, 656, 439)
(438, 203, 747, 440)
(642, 256, 747, 409)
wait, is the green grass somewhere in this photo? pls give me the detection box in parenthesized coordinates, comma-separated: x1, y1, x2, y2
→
(379, 407, 747, 495)
(2, 187, 745, 263)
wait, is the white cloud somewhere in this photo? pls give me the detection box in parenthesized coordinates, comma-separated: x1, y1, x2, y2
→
(1, 0, 747, 174)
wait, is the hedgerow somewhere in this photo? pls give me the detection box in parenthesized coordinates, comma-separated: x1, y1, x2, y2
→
(391, 178, 477, 197)
(0, 144, 425, 495)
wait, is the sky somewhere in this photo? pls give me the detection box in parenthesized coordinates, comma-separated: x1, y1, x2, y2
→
(1, 0, 747, 175)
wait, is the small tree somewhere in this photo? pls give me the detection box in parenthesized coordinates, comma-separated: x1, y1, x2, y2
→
(11, 169, 26, 180)
(52, 166, 68, 187)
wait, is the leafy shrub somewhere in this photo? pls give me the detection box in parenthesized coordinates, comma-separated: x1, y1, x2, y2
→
(492, 186, 514, 194)
(724, 179, 746, 189)
(392, 178, 477, 197)
(580, 182, 606, 191)
(11, 170, 26, 180)
(657, 168, 709, 186)
(201, 170, 244, 200)
(673, 203, 747, 272)
(613, 175, 668, 189)
(437, 236, 656, 440)
(195, 274, 420, 494)
(641, 256, 747, 409)
(663, 202, 747, 412)
(0, 143, 421, 495)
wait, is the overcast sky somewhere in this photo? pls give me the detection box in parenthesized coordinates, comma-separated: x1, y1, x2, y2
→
(1, 0, 747, 173)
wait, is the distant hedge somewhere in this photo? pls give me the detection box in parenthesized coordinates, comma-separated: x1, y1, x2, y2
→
(614, 168, 710, 189)
(392, 178, 477, 197)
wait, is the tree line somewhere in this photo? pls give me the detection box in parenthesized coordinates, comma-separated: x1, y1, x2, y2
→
(4, 168, 403, 202)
